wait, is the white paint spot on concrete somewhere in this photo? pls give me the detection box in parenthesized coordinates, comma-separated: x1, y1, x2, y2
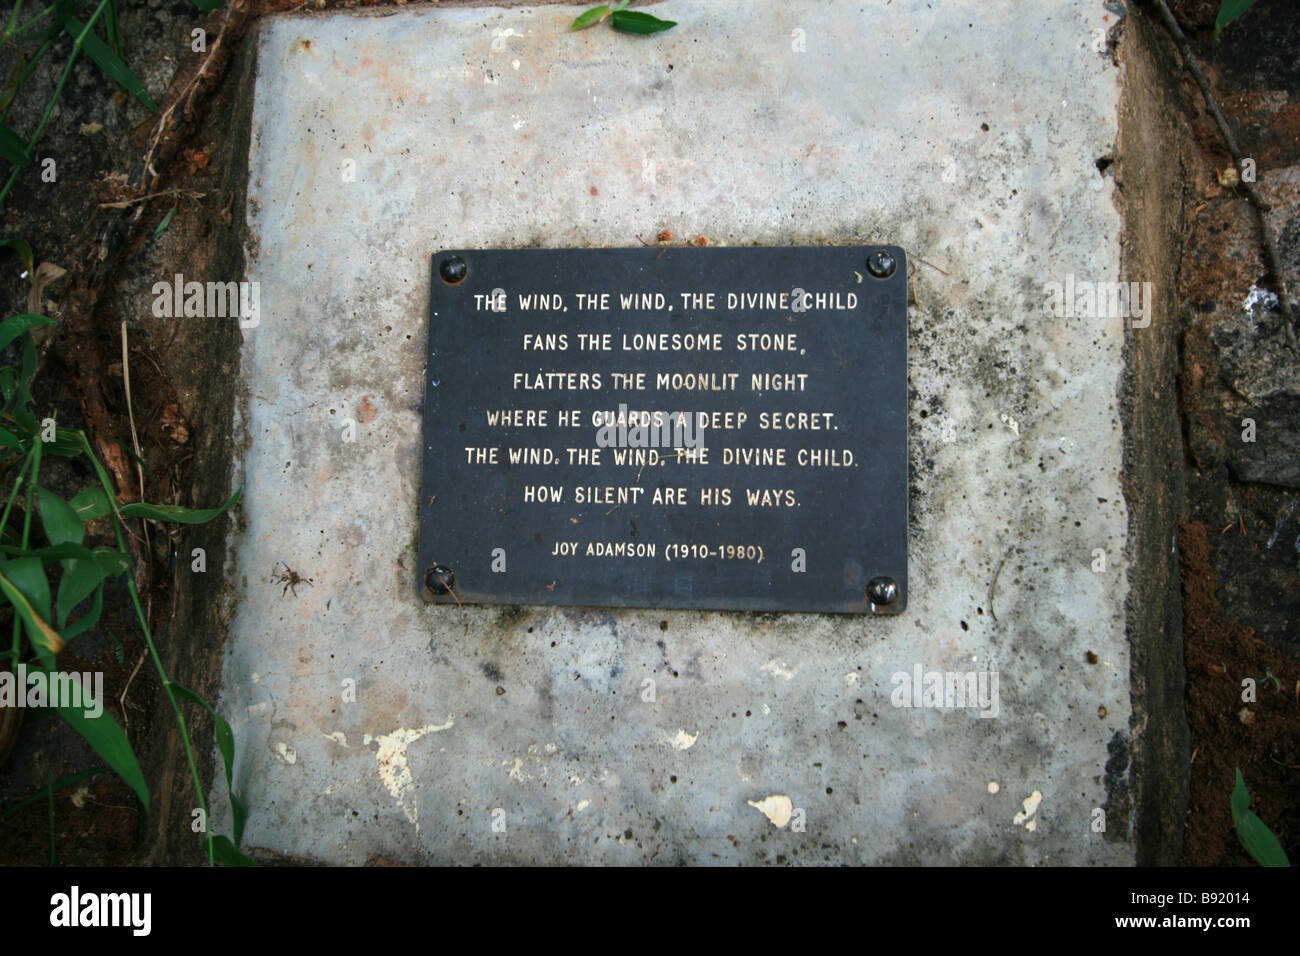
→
(1013, 789, 1043, 829)
(748, 794, 794, 828)
(371, 717, 455, 828)
(987, 781, 1000, 794)
(1000, 412, 1020, 437)
(669, 729, 698, 750)
(274, 741, 297, 764)
(576, 799, 590, 812)
(760, 659, 796, 680)
(323, 731, 348, 747)
(844, 672, 859, 686)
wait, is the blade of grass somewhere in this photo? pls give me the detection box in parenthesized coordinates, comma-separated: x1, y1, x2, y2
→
(63, 14, 158, 112)
(0, 0, 113, 211)
(44, 672, 149, 812)
(0, 767, 110, 820)
(174, 683, 248, 847)
(119, 487, 242, 524)
(81, 432, 211, 863)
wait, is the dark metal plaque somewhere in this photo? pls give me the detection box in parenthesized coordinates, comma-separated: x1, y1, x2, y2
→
(418, 246, 907, 614)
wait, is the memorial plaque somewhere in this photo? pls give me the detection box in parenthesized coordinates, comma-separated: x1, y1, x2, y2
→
(418, 246, 907, 614)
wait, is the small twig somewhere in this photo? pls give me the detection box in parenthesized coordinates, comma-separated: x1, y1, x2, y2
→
(119, 649, 146, 735)
(915, 256, 950, 276)
(988, 546, 1013, 623)
(1149, 0, 1297, 348)
(96, 188, 205, 210)
(120, 322, 151, 590)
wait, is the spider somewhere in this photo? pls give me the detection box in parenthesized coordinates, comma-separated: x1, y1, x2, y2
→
(271, 562, 314, 598)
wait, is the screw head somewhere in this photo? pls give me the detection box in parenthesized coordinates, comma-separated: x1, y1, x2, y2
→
(866, 576, 898, 607)
(866, 250, 896, 279)
(439, 255, 468, 284)
(425, 565, 456, 595)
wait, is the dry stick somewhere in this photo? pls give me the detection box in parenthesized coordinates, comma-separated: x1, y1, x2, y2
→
(119, 649, 147, 735)
(1149, 0, 1297, 348)
(120, 322, 151, 588)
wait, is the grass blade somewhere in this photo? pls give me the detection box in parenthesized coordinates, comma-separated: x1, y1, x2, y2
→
(119, 487, 242, 524)
(0, 767, 110, 820)
(173, 682, 248, 848)
(50, 681, 149, 812)
(63, 15, 159, 112)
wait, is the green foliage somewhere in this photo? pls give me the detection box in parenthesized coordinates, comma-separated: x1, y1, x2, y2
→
(611, 9, 676, 34)
(570, 2, 675, 36)
(0, 1, 163, 210)
(0, 299, 248, 864)
(1231, 769, 1290, 867)
(1214, 0, 1259, 40)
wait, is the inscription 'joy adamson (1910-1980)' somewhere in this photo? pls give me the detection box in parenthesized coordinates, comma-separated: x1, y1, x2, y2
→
(418, 246, 908, 615)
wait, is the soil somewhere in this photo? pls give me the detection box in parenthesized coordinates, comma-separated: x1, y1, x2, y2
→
(1167, 0, 1300, 864)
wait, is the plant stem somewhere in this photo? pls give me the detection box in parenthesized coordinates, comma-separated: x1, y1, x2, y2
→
(2, 449, 33, 661)
(81, 432, 214, 866)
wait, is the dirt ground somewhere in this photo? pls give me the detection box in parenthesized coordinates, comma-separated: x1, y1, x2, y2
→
(1169, 0, 1300, 866)
(0, 0, 1296, 865)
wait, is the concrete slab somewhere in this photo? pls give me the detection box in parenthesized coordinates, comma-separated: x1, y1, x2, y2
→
(219, 0, 1136, 864)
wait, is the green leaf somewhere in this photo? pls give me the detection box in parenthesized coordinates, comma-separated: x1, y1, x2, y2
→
(57, 557, 103, 627)
(21, 330, 35, 384)
(0, 121, 29, 167)
(1214, 0, 1259, 40)
(119, 487, 242, 524)
(0, 557, 59, 659)
(1231, 769, 1290, 866)
(174, 683, 248, 848)
(0, 238, 33, 274)
(0, 313, 54, 353)
(51, 682, 150, 812)
(43, 427, 83, 458)
(59, 579, 102, 639)
(153, 206, 175, 239)
(0, 427, 21, 452)
(92, 547, 130, 578)
(193, 0, 222, 12)
(36, 486, 83, 546)
(612, 0, 630, 10)
(63, 16, 159, 112)
(207, 834, 255, 866)
(610, 9, 676, 33)
(70, 486, 113, 521)
(570, 5, 609, 30)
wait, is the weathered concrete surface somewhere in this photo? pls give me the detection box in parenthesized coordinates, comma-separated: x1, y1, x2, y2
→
(218, 0, 1142, 864)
